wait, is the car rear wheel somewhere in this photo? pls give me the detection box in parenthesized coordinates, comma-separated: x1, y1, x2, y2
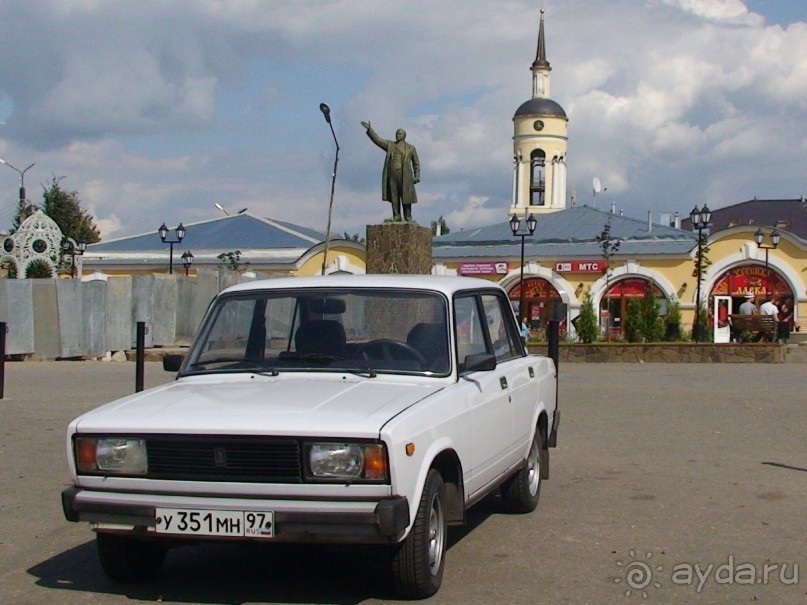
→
(96, 532, 166, 582)
(391, 469, 447, 598)
(500, 427, 543, 513)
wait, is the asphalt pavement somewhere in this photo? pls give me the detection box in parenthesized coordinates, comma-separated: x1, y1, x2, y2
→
(0, 361, 804, 605)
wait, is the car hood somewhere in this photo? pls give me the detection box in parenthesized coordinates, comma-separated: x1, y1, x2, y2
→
(72, 373, 446, 438)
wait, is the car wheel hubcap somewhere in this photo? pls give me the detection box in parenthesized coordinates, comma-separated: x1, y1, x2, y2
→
(427, 493, 445, 575)
(527, 438, 541, 496)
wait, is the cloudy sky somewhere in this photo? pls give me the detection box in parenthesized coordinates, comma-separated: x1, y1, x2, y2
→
(0, 0, 805, 241)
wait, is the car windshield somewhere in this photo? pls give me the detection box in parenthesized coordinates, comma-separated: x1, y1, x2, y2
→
(183, 287, 451, 377)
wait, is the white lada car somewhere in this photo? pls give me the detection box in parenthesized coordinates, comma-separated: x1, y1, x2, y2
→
(62, 274, 559, 598)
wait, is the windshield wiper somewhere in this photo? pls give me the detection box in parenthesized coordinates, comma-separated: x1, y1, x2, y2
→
(274, 352, 377, 378)
(277, 352, 342, 363)
(189, 358, 267, 371)
(342, 365, 377, 378)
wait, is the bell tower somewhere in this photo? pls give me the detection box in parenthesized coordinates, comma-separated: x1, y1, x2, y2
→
(511, 8, 568, 218)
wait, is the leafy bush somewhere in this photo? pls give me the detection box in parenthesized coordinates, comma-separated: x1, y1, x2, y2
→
(641, 285, 665, 342)
(664, 301, 682, 341)
(574, 291, 600, 344)
(25, 259, 53, 278)
(624, 298, 642, 343)
(690, 305, 711, 342)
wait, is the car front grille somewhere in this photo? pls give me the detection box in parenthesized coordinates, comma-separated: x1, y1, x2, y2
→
(146, 436, 302, 483)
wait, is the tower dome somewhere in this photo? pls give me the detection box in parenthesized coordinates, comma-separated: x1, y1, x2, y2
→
(514, 97, 567, 119)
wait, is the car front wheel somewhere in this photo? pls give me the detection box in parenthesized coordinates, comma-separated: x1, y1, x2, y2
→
(391, 468, 447, 598)
(96, 532, 166, 582)
(500, 426, 543, 513)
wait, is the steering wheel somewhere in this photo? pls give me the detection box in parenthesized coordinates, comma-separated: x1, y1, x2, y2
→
(356, 339, 426, 369)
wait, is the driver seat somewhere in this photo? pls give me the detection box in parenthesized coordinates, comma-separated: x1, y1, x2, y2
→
(295, 320, 346, 357)
(406, 322, 449, 372)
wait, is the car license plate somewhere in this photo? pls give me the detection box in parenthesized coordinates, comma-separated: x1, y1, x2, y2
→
(155, 508, 274, 538)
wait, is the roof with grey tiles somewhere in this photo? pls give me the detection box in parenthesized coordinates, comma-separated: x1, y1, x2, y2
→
(88, 213, 325, 253)
(433, 206, 698, 259)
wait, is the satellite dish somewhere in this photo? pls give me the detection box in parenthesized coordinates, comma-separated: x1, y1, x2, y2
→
(593, 177, 602, 194)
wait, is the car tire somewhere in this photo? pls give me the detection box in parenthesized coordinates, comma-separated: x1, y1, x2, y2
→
(500, 426, 543, 513)
(96, 533, 166, 583)
(391, 469, 447, 598)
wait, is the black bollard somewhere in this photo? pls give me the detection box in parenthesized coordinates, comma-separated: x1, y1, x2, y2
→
(546, 319, 560, 448)
(547, 319, 560, 373)
(135, 321, 146, 392)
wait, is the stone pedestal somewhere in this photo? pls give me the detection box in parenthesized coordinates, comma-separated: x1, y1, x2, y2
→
(366, 223, 432, 274)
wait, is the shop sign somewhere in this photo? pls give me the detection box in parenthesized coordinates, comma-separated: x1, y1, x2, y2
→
(509, 277, 553, 298)
(711, 266, 791, 298)
(605, 278, 662, 298)
(554, 260, 604, 273)
(458, 262, 509, 276)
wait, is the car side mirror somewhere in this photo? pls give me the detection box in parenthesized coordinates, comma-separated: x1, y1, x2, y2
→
(462, 353, 497, 373)
(163, 354, 184, 372)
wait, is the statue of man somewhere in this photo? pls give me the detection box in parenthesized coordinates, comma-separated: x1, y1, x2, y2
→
(361, 121, 420, 221)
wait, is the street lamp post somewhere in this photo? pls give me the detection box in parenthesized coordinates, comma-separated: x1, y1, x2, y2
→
(181, 250, 194, 276)
(158, 222, 186, 274)
(319, 102, 340, 275)
(510, 213, 538, 324)
(61, 238, 87, 278)
(689, 204, 711, 342)
(0, 157, 35, 209)
(753, 228, 780, 270)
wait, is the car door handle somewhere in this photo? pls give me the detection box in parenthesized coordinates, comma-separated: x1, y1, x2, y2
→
(499, 376, 508, 390)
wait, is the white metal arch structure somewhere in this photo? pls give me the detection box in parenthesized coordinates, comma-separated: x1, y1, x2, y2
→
(8, 210, 69, 279)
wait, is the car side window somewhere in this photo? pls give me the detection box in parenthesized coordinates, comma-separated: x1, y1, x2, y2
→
(454, 295, 487, 367)
(481, 294, 521, 362)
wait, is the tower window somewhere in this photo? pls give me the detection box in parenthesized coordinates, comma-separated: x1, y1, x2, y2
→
(530, 150, 545, 206)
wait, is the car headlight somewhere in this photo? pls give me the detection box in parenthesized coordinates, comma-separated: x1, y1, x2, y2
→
(75, 436, 148, 475)
(306, 442, 388, 482)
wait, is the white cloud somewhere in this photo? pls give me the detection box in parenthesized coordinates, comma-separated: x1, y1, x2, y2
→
(0, 0, 804, 239)
(659, 0, 763, 24)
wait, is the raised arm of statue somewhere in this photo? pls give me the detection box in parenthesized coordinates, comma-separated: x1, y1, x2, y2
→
(361, 121, 390, 151)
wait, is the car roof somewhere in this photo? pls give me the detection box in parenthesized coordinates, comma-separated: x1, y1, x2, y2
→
(222, 274, 503, 298)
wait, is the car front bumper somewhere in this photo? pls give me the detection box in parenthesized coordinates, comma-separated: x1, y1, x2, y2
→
(61, 487, 410, 544)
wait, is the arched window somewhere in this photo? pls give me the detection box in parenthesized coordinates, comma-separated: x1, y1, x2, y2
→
(530, 150, 545, 206)
(507, 277, 563, 335)
(710, 265, 793, 316)
(600, 278, 667, 339)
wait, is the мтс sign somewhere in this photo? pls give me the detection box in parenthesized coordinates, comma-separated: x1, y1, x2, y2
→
(554, 260, 603, 273)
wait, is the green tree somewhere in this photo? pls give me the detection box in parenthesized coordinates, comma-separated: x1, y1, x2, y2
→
(691, 231, 712, 280)
(596, 216, 621, 340)
(691, 305, 711, 342)
(624, 298, 642, 343)
(217, 250, 249, 272)
(664, 300, 682, 341)
(342, 232, 365, 243)
(24, 259, 53, 278)
(640, 284, 664, 342)
(430, 216, 451, 236)
(574, 291, 600, 344)
(10, 198, 39, 234)
(41, 176, 101, 243)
